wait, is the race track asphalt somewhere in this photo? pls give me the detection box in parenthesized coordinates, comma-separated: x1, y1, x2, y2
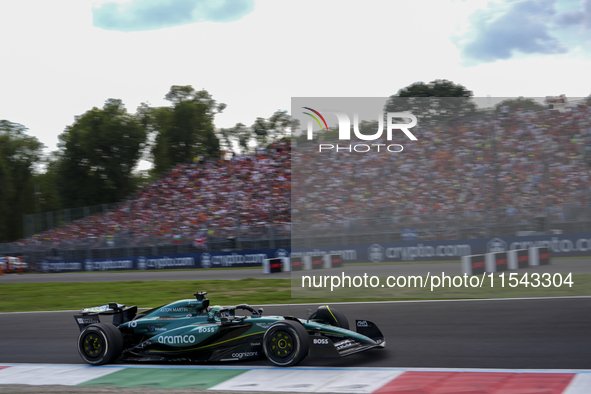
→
(2, 258, 590, 283)
(1, 298, 590, 369)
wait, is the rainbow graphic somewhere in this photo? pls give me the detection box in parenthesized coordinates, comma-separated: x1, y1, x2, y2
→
(302, 107, 329, 131)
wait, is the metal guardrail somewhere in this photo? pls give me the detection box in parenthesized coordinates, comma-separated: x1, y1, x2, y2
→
(22, 202, 124, 239)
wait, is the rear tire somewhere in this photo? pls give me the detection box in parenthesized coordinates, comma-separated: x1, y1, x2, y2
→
(263, 320, 309, 367)
(77, 323, 123, 365)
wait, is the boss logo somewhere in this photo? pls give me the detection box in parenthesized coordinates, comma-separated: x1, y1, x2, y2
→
(197, 326, 216, 333)
(313, 338, 329, 345)
(357, 320, 368, 327)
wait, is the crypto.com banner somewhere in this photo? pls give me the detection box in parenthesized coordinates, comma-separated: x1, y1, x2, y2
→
(37, 248, 288, 273)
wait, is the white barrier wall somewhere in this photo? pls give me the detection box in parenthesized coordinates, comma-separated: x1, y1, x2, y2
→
(303, 255, 312, 270)
(485, 252, 508, 273)
(464, 248, 550, 275)
(529, 248, 540, 266)
(323, 254, 332, 269)
(507, 249, 529, 270)
(282, 257, 291, 272)
(526, 247, 551, 266)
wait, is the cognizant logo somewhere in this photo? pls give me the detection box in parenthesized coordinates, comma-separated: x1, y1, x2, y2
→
(302, 107, 417, 153)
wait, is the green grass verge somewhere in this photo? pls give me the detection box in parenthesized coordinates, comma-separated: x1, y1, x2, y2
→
(1, 274, 590, 313)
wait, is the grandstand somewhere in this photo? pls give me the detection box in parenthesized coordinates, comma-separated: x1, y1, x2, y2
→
(292, 99, 591, 246)
(2, 142, 291, 265)
(2, 102, 591, 267)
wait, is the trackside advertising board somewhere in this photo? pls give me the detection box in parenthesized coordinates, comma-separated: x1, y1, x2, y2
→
(37, 232, 591, 272)
(294, 232, 591, 263)
(38, 248, 291, 273)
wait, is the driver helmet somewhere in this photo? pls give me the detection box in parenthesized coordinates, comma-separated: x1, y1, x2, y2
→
(208, 305, 222, 321)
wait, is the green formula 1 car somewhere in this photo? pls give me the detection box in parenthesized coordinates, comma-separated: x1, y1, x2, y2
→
(73, 291, 385, 367)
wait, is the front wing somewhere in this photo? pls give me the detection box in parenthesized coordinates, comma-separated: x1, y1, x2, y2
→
(308, 319, 385, 358)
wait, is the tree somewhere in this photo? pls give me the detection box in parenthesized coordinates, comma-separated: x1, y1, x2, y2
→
(56, 99, 147, 208)
(234, 123, 252, 153)
(31, 152, 63, 214)
(268, 110, 292, 141)
(217, 127, 234, 156)
(147, 106, 174, 175)
(252, 117, 269, 146)
(384, 79, 476, 125)
(0, 120, 44, 241)
(494, 97, 545, 113)
(251, 110, 295, 146)
(0, 153, 12, 241)
(218, 122, 257, 156)
(149, 86, 225, 173)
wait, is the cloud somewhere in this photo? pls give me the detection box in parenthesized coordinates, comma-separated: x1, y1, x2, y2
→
(459, 0, 568, 64)
(555, 0, 591, 28)
(92, 0, 255, 32)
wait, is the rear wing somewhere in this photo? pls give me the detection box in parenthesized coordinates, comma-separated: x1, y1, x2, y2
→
(73, 302, 137, 331)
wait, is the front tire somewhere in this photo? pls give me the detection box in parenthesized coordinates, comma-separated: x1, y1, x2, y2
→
(263, 320, 309, 367)
(77, 323, 123, 365)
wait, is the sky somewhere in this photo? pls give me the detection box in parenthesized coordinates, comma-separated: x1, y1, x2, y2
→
(1, 0, 590, 170)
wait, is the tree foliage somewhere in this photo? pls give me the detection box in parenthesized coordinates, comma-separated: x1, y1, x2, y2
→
(251, 110, 294, 146)
(384, 79, 476, 125)
(218, 111, 296, 155)
(56, 99, 147, 208)
(31, 152, 64, 214)
(494, 97, 545, 113)
(218, 123, 253, 155)
(0, 120, 44, 241)
(147, 86, 225, 174)
(0, 148, 12, 241)
(235, 123, 252, 154)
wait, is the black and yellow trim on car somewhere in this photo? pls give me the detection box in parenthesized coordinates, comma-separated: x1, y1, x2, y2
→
(325, 305, 338, 323)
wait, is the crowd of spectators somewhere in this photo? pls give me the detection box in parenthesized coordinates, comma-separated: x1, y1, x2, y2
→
(10, 101, 591, 250)
(18, 142, 291, 250)
(292, 102, 591, 237)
